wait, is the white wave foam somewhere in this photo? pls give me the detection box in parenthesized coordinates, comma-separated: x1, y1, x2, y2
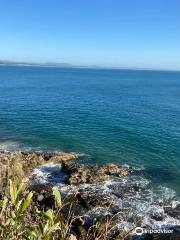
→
(30, 163, 68, 186)
(154, 186, 176, 201)
(29, 162, 180, 232)
(0, 140, 21, 151)
(142, 212, 180, 229)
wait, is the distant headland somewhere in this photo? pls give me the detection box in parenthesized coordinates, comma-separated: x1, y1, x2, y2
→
(0, 59, 100, 69)
(1, 60, 180, 72)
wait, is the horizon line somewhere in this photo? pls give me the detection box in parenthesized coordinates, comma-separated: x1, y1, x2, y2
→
(0, 59, 180, 72)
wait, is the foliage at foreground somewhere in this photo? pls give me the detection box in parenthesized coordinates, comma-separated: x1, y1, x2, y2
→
(0, 180, 72, 240)
(0, 180, 128, 240)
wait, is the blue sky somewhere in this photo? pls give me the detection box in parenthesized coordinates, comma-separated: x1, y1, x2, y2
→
(0, 0, 180, 70)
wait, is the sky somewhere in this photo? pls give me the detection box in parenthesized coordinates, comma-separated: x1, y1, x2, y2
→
(0, 0, 180, 70)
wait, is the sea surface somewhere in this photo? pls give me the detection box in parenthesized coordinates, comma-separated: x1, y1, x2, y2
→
(0, 65, 180, 195)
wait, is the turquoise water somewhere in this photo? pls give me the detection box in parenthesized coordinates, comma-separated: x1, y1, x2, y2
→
(0, 65, 180, 194)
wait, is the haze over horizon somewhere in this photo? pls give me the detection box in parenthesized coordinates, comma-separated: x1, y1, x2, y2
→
(0, 0, 180, 70)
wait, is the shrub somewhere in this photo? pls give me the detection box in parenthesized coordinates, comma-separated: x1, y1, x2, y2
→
(0, 180, 70, 240)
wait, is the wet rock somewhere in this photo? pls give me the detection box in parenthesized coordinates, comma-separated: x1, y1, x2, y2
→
(72, 216, 85, 226)
(98, 164, 129, 177)
(48, 152, 79, 162)
(149, 207, 165, 221)
(0, 151, 79, 189)
(69, 170, 110, 184)
(32, 185, 55, 210)
(76, 189, 113, 208)
(62, 161, 110, 184)
(164, 203, 180, 220)
(61, 161, 129, 185)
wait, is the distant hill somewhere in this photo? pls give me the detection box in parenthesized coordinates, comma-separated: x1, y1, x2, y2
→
(0, 60, 105, 69)
(0, 60, 75, 68)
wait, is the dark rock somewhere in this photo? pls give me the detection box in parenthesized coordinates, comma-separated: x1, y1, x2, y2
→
(61, 161, 129, 185)
(72, 216, 85, 226)
(98, 164, 129, 177)
(164, 204, 180, 220)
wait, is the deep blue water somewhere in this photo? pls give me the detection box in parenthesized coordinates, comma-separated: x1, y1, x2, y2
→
(0, 65, 180, 194)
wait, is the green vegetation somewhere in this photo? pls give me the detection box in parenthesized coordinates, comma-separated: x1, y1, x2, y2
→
(0, 179, 72, 240)
(0, 180, 129, 240)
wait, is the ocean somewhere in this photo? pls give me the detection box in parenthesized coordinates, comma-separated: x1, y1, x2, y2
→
(0, 65, 180, 195)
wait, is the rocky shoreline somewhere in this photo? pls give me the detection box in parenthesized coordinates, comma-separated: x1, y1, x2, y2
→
(0, 151, 79, 189)
(0, 151, 180, 239)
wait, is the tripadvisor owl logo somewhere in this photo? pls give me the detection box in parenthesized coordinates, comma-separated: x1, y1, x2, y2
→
(134, 227, 143, 235)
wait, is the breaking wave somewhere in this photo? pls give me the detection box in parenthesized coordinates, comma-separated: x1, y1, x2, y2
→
(0, 140, 22, 151)
(30, 163, 180, 234)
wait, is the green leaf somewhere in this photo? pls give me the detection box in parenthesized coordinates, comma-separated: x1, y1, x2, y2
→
(16, 183, 24, 198)
(0, 196, 8, 218)
(44, 209, 54, 222)
(21, 191, 33, 213)
(11, 210, 16, 219)
(16, 199, 23, 211)
(9, 179, 16, 204)
(43, 222, 49, 235)
(52, 186, 62, 208)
